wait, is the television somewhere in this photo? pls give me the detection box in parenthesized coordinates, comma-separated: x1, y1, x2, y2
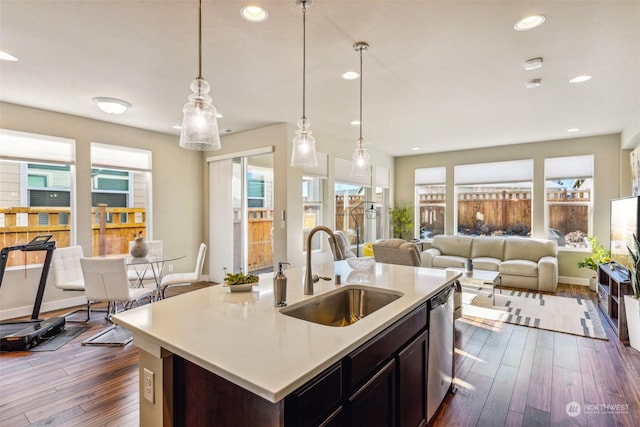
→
(610, 196, 640, 275)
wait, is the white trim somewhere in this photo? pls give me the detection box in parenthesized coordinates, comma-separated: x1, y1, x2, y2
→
(558, 276, 590, 287)
(0, 295, 87, 321)
(206, 146, 273, 163)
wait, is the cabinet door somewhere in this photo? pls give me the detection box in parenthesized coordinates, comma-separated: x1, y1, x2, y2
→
(284, 362, 342, 427)
(397, 331, 428, 427)
(348, 359, 396, 427)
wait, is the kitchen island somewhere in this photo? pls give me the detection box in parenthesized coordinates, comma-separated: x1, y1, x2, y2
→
(113, 260, 459, 426)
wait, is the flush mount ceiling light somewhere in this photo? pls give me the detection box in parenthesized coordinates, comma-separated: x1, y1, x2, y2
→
(290, 0, 318, 167)
(0, 51, 18, 62)
(179, 0, 221, 151)
(514, 14, 546, 31)
(240, 5, 268, 22)
(351, 41, 371, 177)
(569, 75, 592, 83)
(524, 57, 543, 71)
(525, 78, 542, 89)
(93, 97, 130, 115)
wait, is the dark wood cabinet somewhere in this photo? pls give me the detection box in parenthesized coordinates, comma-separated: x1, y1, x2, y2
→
(597, 263, 633, 343)
(348, 359, 396, 427)
(173, 303, 430, 426)
(397, 331, 428, 427)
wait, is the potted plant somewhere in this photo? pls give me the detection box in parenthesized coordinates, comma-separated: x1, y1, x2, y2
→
(624, 233, 640, 351)
(576, 236, 611, 291)
(390, 204, 413, 240)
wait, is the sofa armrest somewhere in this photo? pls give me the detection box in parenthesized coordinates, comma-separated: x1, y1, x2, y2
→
(537, 255, 558, 292)
(421, 248, 441, 267)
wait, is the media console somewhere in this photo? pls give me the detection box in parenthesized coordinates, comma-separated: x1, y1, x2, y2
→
(597, 263, 633, 343)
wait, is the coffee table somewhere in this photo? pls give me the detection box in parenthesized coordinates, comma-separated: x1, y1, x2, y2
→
(446, 268, 501, 305)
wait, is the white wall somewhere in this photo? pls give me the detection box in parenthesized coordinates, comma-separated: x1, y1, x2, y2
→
(0, 102, 204, 319)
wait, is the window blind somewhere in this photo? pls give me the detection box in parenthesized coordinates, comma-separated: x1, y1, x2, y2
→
(415, 167, 446, 185)
(0, 129, 75, 164)
(91, 142, 152, 171)
(334, 157, 370, 186)
(545, 155, 593, 180)
(454, 159, 533, 185)
(302, 152, 328, 179)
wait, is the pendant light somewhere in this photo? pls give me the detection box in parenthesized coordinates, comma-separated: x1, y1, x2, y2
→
(351, 41, 370, 177)
(179, 0, 221, 151)
(290, 0, 318, 167)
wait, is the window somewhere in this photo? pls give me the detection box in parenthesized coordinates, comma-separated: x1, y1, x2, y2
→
(544, 155, 593, 248)
(303, 153, 327, 251)
(247, 171, 266, 208)
(90, 143, 152, 256)
(454, 160, 533, 236)
(334, 157, 372, 251)
(0, 129, 75, 267)
(375, 166, 390, 241)
(415, 167, 446, 239)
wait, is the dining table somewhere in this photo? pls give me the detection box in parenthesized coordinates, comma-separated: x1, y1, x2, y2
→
(127, 254, 185, 301)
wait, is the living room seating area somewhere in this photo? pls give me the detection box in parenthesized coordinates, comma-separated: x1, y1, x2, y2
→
(421, 235, 559, 292)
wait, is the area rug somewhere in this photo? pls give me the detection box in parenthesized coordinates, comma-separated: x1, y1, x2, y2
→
(29, 326, 91, 351)
(461, 288, 608, 340)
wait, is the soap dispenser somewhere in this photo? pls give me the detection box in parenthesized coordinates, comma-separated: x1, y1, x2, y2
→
(274, 262, 290, 307)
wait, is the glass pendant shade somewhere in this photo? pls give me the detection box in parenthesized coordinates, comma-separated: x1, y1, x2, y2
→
(351, 141, 370, 176)
(291, 118, 317, 167)
(180, 78, 221, 151)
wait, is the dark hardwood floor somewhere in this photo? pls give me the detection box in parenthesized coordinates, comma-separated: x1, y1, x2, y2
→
(1, 283, 639, 426)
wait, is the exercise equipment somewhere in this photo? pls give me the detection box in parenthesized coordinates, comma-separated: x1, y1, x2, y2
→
(0, 235, 65, 351)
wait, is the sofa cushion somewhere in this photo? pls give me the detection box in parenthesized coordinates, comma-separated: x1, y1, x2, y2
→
(471, 257, 500, 271)
(432, 235, 472, 259)
(503, 237, 557, 262)
(471, 237, 505, 260)
(432, 255, 466, 269)
(500, 259, 538, 277)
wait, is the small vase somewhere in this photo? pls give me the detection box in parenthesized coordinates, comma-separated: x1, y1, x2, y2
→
(130, 238, 149, 258)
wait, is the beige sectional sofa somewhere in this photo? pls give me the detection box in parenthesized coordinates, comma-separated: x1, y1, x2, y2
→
(421, 235, 559, 292)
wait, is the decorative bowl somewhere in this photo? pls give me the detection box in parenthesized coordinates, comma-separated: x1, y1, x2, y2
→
(224, 283, 258, 292)
(346, 256, 375, 271)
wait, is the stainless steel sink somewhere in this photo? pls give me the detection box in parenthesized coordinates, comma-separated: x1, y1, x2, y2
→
(280, 286, 403, 327)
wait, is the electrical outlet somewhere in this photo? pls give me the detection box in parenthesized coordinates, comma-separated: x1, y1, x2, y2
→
(143, 368, 154, 403)
(168, 264, 174, 273)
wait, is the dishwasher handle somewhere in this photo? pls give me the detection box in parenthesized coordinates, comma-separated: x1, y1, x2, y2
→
(429, 284, 454, 309)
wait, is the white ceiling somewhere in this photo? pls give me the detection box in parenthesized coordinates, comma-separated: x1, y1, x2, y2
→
(1, 1, 639, 157)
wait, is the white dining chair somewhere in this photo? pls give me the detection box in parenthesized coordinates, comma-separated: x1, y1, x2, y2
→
(51, 245, 90, 321)
(127, 240, 163, 287)
(80, 257, 153, 320)
(158, 242, 207, 299)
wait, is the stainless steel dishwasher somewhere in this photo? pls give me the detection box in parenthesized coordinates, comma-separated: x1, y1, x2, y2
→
(427, 283, 455, 423)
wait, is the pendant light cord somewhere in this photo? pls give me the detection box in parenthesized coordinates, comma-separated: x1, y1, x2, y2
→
(359, 46, 363, 144)
(301, 1, 307, 120)
(198, 0, 203, 80)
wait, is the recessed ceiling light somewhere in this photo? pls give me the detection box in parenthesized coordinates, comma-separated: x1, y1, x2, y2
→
(350, 120, 360, 126)
(93, 97, 131, 114)
(0, 51, 18, 62)
(567, 128, 580, 132)
(411, 147, 421, 151)
(240, 5, 268, 22)
(569, 75, 592, 83)
(525, 78, 542, 89)
(216, 112, 223, 118)
(524, 57, 543, 71)
(342, 71, 359, 80)
(172, 125, 182, 130)
(514, 14, 546, 31)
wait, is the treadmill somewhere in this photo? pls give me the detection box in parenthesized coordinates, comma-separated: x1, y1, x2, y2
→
(0, 235, 66, 351)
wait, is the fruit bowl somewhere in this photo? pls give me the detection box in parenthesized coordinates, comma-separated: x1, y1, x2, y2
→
(346, 256, 375, 271)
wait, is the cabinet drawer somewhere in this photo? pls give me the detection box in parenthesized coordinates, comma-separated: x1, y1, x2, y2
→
(346, 303, 427, 390)
(285, 362, 342, 427)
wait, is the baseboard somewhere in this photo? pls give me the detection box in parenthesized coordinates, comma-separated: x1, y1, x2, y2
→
(559, 276, 590, 286)
(0, 295, 87, 321)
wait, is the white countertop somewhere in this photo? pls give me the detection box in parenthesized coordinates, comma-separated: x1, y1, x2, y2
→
(113, 261, 459, 403)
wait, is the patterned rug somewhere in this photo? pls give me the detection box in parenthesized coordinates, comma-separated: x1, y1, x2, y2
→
(461, 288, 608, 340)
